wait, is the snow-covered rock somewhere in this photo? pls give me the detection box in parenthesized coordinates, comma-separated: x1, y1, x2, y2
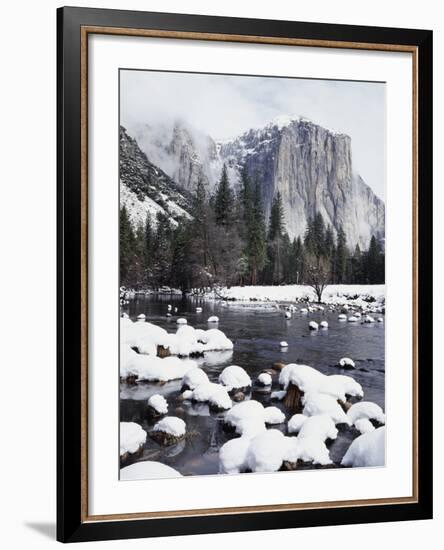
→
(246, 430, 288, 472)
(181, 367, 209, 390)
(147, 394, 168, 415)
(287, 414, 308, 434)
(271, 390, 287, 401)
(354, 418, 376, 434)
(320, 321, 329, 329)
(151, 417, 186, 445)
(280, 341, 289, 348)
(121, 319, 167, 355)
(347, 401, 386, 425)
(341, 427, 385, 467)
(302, 392, 350, 425)
(224, 400, 265, 435)
(219, 437, 251, 474)
(208, 316, 219, 323)
(297, 414, 338, 442)
(257, 372, 272, 386)
(263, 406, 285, 425)
(338, 314, 347, 321)
(338, 357, 356, 369)
(279, 364, 325, 392)
(284, 436, 332, 466)
(309, 321, 319, 331)
(219, 365, 252, 391)
(191, 382, 232, 410)
(120, 460, 182, 480)
(176, 318, 187, 325)
(348, 316, 359, 323)
(125, 355, 198, 383)
(120, 422, 147, 456)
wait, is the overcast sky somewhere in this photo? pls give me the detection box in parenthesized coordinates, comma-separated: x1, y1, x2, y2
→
(120, 69, 386, 200)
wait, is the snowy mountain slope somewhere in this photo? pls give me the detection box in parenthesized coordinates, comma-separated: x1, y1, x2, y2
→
(120, 126, 193, 227)
(126, 117, 385, 247)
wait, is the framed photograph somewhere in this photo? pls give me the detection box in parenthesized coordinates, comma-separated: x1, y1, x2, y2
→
(57, 6, 433, 543)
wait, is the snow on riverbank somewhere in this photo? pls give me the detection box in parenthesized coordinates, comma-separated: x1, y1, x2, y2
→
(206, 284, 385, 307)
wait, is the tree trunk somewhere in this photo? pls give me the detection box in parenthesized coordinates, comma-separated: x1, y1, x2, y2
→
(283, 383, 304, 412)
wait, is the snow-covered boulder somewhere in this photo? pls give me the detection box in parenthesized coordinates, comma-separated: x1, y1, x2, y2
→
(338, 314, 347, 321)
(146, 394, 168, 417)
(224, 400, 265, 436)
(348, 316, 359, 323)
(219, 365, 252, 392)
(302, 392, 350, 425)
(271, 390, 287, 401)
(280, 341, 289, 348)
(320, 321, 329, 329)
(263, 406, 285, 425)
(121, 320, 167, 355)
(121, 461, 182, 480)
(297, 414, 338, 442)
(279, 364, 325, 392)
(246, 430, 288, 472)
(150, 416, 186, 445)
(257, 372, 272, 386)
(128, 355, 198, 383)
(120, 422, 146, 464)
(287, 414, 308, 434)
(283, 436, 332, 467)
(347, 401, 386, 425)
(338, 357, 356, 369)
(181, 367, 209, 391)
(176, 318, 187, 325)
(309, 321, 319, 331)
(191, 382, 232, 411)
(354, 418, 376, 434)
(219, 437, 251, 474)
(364, 315, 375, 323)
(137, 313, 146, 320)
(341, 426, 385, 467)
(208, 316, 219, 323)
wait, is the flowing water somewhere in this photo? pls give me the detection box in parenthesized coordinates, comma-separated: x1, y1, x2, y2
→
(120, 294, 385, 476)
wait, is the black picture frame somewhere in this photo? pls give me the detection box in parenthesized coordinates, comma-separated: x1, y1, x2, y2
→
(57, 6, 433, 543)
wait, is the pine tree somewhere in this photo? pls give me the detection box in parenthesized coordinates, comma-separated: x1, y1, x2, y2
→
(214, 164, 233, 226)
(119, 205, 135, 286)
(248, 180, 267, 285)
(335, 226, 348, 284)
(268, 192, 285, 241)
(266, 192, 286, 284)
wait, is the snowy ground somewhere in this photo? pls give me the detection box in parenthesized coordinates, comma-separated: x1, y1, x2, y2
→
(205, 284, 385, 307)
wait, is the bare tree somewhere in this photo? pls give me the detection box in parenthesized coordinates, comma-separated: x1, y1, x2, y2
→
(304, 252, 330, 302)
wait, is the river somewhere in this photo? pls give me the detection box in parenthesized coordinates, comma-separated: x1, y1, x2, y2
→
(120, 294, 385, 476)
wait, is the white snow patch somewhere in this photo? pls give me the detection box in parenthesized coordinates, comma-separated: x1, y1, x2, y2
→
(263, 406, 285, 425)
(258, 373, 272, 386)
(219, 365, 252, 391)
(341, 426, 385, 467)
(120, 461, 182, 480)
(152, 416, 186, 437)
(347, 402, 386, 425)
(302, 392, 350, 425)
(147, 394, 168, 415)
(182, 367, 209, 390)
(120, 422, 147, 456)
(219, 437, 251, 474)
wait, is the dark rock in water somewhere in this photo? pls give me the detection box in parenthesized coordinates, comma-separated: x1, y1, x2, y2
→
(338, 399, 352, 413)
(120, 445, 144, 468)
(157, 345, 171, 358)
(149, 430, 185, 446)
(272, 362, 286, 372)
(359, 368, 370, 373)
(281, 460, 340, 471)
(122, 374, 138, 385)
(227, 385, 251, 396)
(145, 405, 165, 421)
(232, 392, 245, 402)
